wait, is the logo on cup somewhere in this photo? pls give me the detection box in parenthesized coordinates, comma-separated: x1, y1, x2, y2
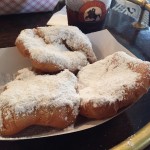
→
(78, 1, 107, 22)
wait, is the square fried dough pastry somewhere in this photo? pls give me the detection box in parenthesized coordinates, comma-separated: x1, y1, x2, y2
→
(0, 69, 80, 136)
(15, 25, 97, 74)
(77, 51, 150, 120)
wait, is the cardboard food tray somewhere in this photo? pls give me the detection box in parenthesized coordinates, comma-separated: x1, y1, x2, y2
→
(0, 30, 134, 140)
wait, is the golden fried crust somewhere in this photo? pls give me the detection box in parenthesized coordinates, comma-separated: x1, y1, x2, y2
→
(15, 39, 30, 57)
(1, 105, 76, 136)
(80, 101, 119, 120)
(31, 59, 63, 74)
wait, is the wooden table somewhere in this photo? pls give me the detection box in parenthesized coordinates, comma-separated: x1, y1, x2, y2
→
(0, 1, 150, 150)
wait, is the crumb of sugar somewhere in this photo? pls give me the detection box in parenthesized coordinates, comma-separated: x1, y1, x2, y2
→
(0, 69, 80, 128)
(127, 135, 135, 147)
(63, 124, 75, 131)
(78, 51, 150, 105)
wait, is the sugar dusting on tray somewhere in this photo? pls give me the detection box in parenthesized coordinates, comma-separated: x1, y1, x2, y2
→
(0, 73, 14, 86)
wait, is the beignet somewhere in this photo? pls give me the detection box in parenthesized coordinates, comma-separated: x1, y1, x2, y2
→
(77, 51, 150, 119)
(0, 69, 80, 136)
(15, 25, 97, 73)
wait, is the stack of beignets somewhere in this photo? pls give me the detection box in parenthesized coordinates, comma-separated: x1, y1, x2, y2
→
(0, 25, 150, 137)
(15, 25, 97, 73)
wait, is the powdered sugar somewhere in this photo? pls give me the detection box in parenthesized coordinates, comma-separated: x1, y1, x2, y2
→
(78, 51, 150, 106)
(37, 26, 96, 62)
(0, 69, 80, 129)
(16, 26, 97, 72)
